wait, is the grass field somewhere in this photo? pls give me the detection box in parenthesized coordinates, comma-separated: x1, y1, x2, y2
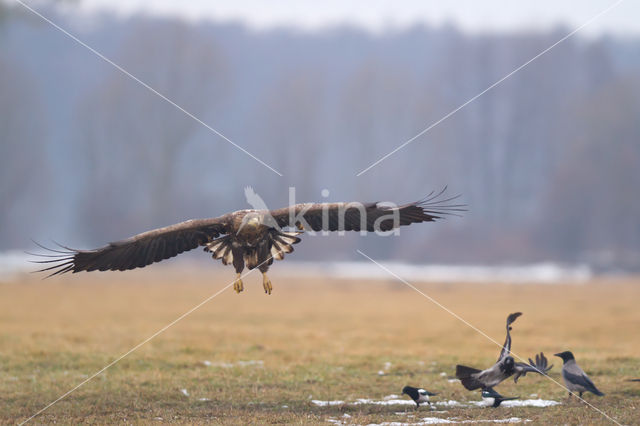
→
(1, 267, 639, 425)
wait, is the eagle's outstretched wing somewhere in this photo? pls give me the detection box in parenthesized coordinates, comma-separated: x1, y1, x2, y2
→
(498, 312, 522, 362)
(268, 188, 464, 232)
(513, 352, 553, 383)
(32, 217, 230, 277)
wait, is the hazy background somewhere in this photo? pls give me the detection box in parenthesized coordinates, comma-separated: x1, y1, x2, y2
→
(1, 0, 639, 272)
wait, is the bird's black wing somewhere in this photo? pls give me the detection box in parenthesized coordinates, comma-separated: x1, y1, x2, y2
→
(32, 216, 230, 276)
(456, 365, 484, 390)
(498, 312, 522, 362)
(268, 188, 464, 232)
(513, 352, 553, 383)
(564, 370, 605, 396)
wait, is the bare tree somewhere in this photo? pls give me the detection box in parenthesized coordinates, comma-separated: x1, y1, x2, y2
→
(536, 74, 640, 267)
(75, 20, 230, 242)
(0, 57, 46, 248)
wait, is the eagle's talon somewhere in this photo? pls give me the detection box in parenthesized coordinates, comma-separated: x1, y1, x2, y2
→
(233, 274, 244, 294)
(262, 273, 272, 295)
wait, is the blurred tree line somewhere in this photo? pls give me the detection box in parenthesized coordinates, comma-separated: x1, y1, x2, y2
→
(1, 6, 639, 270)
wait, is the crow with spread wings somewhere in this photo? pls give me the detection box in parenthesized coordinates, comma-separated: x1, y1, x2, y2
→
(455, 312, 553, 392)
(34, 189, 462, 294)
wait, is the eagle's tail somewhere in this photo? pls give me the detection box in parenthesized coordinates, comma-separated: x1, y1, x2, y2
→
(204, 236, 234, 265)
(456, 365, 483, 390)
(269, 230, 302, 261)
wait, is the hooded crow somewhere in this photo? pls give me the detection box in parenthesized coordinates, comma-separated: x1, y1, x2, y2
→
(481, 388, 519, 407)
(402, 386, 437, 409)
(456, 312, 552, 391)
(554, 351, 604, 398)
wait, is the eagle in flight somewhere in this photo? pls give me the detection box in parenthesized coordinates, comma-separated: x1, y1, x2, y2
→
(34, 189, 462, 294)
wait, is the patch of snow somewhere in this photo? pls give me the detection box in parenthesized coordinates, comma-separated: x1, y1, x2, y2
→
(312, 400, 345, 407)
(378, 370, 386, 376)
(447, 379, 460, 383)
(501, 399, 559, 408)
(180, 388, 189, 397)
(436, 400, 467, 407)
(198, 397, 210, 401)
(313, 397, 558, 410)
(277, 260, 592, 284)
(201, 360, 212, 366)
(368, 417, 528, 425)
(469, 399, 559, 408)
(440, 372, 447, 377)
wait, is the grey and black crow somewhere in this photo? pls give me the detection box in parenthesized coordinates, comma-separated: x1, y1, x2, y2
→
(481, 388, 519, 407)
(456, 312, 552, 391)
(402, 386, 437, 409)
(554, 351, 604, 398)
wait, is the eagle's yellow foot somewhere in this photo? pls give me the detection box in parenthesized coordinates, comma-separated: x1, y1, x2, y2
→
(262, 272, 272, 295)
(233, 273, 244, 294)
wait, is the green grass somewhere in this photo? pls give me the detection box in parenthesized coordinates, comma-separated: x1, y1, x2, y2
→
(1, 269, 638, 424)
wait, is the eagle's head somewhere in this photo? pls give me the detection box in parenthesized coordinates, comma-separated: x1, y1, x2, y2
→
(243, 212, 263, 229)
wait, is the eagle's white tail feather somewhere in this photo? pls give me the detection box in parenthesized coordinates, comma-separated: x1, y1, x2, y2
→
(270, 242, 285, 260)
(221, 245, 233, 265)
(205, 236, 231, 261)
(269, 231, 301, 261)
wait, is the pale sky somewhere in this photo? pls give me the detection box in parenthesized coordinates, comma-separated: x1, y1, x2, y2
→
(71, 0, 639, 36)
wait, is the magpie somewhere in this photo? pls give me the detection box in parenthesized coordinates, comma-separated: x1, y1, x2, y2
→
(402, 386, 437, 409)
(481, 388, 519, 407)
(456, 312, 553, 391)
(554, 351, 604, 398)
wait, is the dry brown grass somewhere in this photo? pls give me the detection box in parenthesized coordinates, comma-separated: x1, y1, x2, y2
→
(1, 267, 639, 424)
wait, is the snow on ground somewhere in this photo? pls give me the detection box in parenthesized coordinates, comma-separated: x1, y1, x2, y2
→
(2, 250, 592, 284)
(313, 396, 559, 409)
(328, 416, 530, 425)
(277, 261, 591, 284)
(200, 360, 264, 368)
(476, 399, 560, 408)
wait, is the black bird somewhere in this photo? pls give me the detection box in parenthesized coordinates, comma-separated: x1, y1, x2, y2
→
(456, 312, 552, 391)
(481, 388, 519, 407)
(554, 351, 604, 399)
(402, 386, 437, 409)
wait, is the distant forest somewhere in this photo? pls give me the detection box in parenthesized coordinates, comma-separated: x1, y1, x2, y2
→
(2, 4, 640, 270)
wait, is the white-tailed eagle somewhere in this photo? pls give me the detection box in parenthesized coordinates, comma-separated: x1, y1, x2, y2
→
(34, 190, 462, 294)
